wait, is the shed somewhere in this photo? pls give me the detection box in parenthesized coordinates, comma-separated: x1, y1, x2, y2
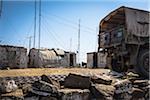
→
(28, 48, 76, 68)
(0, 45, 27, 69)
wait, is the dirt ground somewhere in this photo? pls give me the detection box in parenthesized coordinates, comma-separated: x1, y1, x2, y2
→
(0, 68, 110, 77)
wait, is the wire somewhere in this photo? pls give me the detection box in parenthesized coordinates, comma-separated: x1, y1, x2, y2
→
(41, 18, 67, 49)
(42, 11, 96, 32)
(42, 15, 67, 46)
(42, 12, 96, 35)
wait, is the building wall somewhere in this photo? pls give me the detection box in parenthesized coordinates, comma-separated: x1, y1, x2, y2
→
(97, 52, 107, 68)
(87, 53, 94, 68)
(0, 45, 27, 69)
(87, 52, 107, 68)
(28, 49, 76, 68)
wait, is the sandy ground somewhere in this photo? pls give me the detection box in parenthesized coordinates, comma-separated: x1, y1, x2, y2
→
(0, 68, 110, 77)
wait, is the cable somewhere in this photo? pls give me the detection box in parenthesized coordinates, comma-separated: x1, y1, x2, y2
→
(41, 19, 66, 49)
(42, 15, 67, 46)
(42, 11, 96, 32)
(42, 12, 96, 35)
(33, 0, 37, 48)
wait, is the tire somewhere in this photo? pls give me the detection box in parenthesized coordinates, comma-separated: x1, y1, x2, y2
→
(137, 49, 149, 78)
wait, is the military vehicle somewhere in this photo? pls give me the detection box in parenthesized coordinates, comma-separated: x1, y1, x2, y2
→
(98, 6, 149, 77)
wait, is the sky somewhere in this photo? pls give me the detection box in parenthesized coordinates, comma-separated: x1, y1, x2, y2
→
(0, 0, 149, 63)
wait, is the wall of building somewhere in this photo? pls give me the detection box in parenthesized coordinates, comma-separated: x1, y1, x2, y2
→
(0, 45, 27, 69)
(87, 53, 94, 68)
(87, 52, 107, 68)
(28, 48, 76, 68)
(97, 52, 107, 68)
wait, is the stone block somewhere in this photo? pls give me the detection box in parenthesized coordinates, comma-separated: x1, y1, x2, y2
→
(59, 89, 90, 100)
(64, 73, 91, 89)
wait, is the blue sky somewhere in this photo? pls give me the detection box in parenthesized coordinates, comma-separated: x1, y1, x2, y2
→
(0, 0, 149, 62)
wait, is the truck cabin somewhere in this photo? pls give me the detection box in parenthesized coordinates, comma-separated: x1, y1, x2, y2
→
(98, 6, 149, 50)
(99, 6, 126, 49)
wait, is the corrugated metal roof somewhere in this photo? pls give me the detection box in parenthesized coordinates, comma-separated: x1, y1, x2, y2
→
(53, 48, 65, 56)
(39, 49, 58, 60)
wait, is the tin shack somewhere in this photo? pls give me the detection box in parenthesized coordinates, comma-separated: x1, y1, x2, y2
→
(28, 48, 76, 68)
(0, 45, 27, 69)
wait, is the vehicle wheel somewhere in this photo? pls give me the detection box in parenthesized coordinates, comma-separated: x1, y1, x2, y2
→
(137, 49, 149, 78)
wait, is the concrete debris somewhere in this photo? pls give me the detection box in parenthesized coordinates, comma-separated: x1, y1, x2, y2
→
(91, 74, 112, 85)
(133, 80, 149, 87)
(39, 96, 57, 100)
(24, 96, 39, 100)
(0, 73, 149, 100)
(90, 84, 115, 100)
(59, 89, 90, 100)
(113, 79, 132, 94)
(0, 80, 18, 93)
(127, 72, 139, 78)
(0, 89, 24, 100)
(64, 73, 91, 89)
(114, 92, 132, 100)
(32, 81, 58, 95)
(41, 74, 60, 89)
(131, 88, 145, 99)
(108, 71, 124, 78)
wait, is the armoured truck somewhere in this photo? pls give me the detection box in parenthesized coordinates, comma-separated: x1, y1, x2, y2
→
(98, 6, 149, 77)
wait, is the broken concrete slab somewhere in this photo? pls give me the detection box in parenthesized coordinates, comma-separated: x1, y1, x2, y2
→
(41, 74, 60, 89)
(0, 89, 24, 100)
(32, 81, 58, 93)
(90, 84, 115, 100)
(0, 80, 18, 93)
(39, 96, 58, 100)
(64, 73, 91, 89)
(22, 84, 32, 96)
(114, 92, 132, 100)
(131, 88, 145, 99)
(113, 79, 132, 94)
(59, 89, 90, 100)
(24, 96, 39, 100)
(133, 80, 149, 87)
(91, 74, 112, 85)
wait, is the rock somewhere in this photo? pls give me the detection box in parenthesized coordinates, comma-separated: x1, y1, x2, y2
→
(90, 84, 115, 100)
(91, 74, 112, 85)
(113, 79, 132, 94)
(22, 84, 32, 96)
(0, 89, 24, 100)
(39, 96, 58, 100)
(58, 89, 90, 100)
(31, 81, 58, 97)
(133, 80, 149, 87)
(41, 75, 60, 89)
(108, 71, 124, 78)
(131, 88, 145, 99)
(64, 73, 91, 89)
(24, 96, 39, 100)
(127, 72, 139, 78)
(0, 80, 18, 93)
(114, 92, 132, 100)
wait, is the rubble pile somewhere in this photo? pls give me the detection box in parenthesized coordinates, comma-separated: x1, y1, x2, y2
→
(0, 72, 149, 100)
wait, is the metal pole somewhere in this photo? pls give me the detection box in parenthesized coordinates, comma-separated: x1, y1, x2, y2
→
(33, 0, 36, 48)
(38, 0, 41, 67)
(38, 0, 41, 50)
(78, 19, 80, 66)
(0, 0, 2, 17)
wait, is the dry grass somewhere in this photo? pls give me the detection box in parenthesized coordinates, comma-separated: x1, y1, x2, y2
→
(0, 68, 109, 77)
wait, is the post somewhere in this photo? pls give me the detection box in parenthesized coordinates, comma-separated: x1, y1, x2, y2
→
(78, 19, 80, 66)
(33, 0, 37, 48)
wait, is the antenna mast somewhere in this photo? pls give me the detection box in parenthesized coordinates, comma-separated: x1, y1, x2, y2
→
(38, 0, 41, 50)
(33, 0, 37, 48)
(0, 0, 2, 17)
(78, 19, 80, 66)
